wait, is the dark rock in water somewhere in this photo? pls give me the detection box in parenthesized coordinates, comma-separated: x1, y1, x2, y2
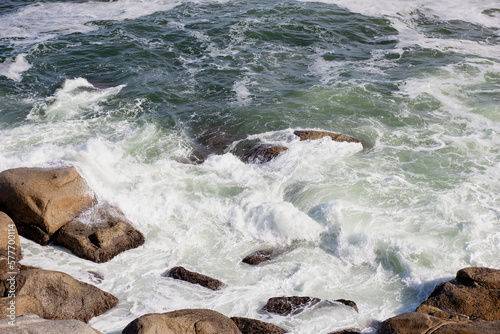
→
(335, 299, 359, 313)
(53, 203, 145, 263)
(328, 329, 362, 334)
(231, 317, 286, 334)
(376, 267, 500, 334)
(123, 309, 241, 334)
(242, 249, 274, 265)
(416, 267, 500, 321)
(376, 312, 500, 334)
(0, 211, 22, 266)
(0, 313, 101, 334)
(240, 144, 288, 164)
(294, 130, 366, 148)
(0, 267, 117, 323)
(166, 266, 225, 291)
(191, 126, 247, 163)
(0, 166, 96, 245)
(262, 296, 321, 315)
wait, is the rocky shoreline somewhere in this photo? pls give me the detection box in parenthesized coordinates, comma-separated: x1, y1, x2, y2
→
(0, 130, 498, 333)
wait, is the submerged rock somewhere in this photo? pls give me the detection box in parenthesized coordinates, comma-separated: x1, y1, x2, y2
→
(0, 313, 101, 334)
(122, 309, 242, 334)
(190, 126, 247, 163)
(0, 166, 96, 245)
(166, 266, 225, 291)
(231, 317, 286, 334)
(293, 130, 364, 146)
(53, 203, 145, 263)
(242, 249, 274, 265)
(240, 144, 288, 164)
(0, 267, 118, 322)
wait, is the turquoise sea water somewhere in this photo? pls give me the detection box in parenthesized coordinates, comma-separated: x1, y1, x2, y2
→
(1, 0, 499, 333)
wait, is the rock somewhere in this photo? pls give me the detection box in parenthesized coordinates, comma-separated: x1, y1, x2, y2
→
(0, 267, 118, 322)
(242, 249, 274, 265)
(230, 317, 286, 334)
(166, 266, 225, 291)
(53, 203, 145, 263)
(329, 329, 362, 334)
(416, 267, 500, 321)
(0, 166, 96, 245)
(122, 309, 242, 334)
(376, 312, 500, 334)
(294, 130, 364, 146)
(0, 295, 43, 319)
(240, 144, 288, 164)
(261, 296, 321, 316)
(261, 296, 358, 316)
(0, 313, 101, 334)
(0, 212, 22, 261)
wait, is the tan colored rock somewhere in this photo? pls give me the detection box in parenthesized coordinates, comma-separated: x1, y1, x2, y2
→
(0, 295, 43, 319)
(0, 313, 101, 334)
(416, 267, 500, 321)
(0, 212, 21, 261)
(376, 312, 500, 334)
(0, 166, 96, 245)
(53, 203, 145, 263)
(230, 317, 286, 334)
(1, 267, 117, 323)
(294, 130, 364, 146)
(122, 309, 242, 334)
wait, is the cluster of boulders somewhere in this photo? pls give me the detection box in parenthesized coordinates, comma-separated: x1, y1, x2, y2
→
(1, 130, 498, 334)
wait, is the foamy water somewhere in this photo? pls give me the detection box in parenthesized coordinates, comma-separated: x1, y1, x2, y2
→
(1, 0, 499, 333)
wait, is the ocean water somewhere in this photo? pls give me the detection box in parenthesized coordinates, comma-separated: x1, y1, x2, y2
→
(1, 0, 499, 333)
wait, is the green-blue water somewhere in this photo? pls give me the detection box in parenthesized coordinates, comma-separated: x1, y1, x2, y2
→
(1, 0, 499, 333)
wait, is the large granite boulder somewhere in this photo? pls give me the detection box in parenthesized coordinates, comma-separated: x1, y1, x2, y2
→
(377, 312, 500, 334)
(0, 166, 96, 245)
(122, 309, 242, 334)
(262, 296, 358, 316)
(416, 267, 500, 321)
(53, 203, 145, 263)
(0, 212, 21, 261)
(376, 267, 500, 334)
(0, 267, 117, 322)
(230, 317, 286, 334)
(293, 130, 365, 147)
(165, 266, 225, 291)
(0, 313, 101, 334)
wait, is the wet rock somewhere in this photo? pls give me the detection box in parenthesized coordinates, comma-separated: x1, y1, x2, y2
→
(416, 267, 500, 321)
(166, 266, 225, 291)
(376, 312, 500, 334)
(0, 313, 101, 334)
(328, 329, 362, 334)
(231, 317, 286, 334)
(53, 203, 145, 263)
(122, 309, 242, 334)
(240, 144, 288, 164)
(242, 249, 274, 265)
(262, 296, 322, 316)
(262, 297, 358, 316)
(293, 130, 365, 147)
(190, 126, 247, 163)
(0, 212, 21, 261)
(0, 166, 96, 245)
(0, 267, 118, 322)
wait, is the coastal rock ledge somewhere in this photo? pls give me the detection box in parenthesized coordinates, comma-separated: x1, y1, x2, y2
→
(376, 267, 500, 334)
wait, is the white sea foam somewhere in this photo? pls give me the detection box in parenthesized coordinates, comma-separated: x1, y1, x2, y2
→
(0, 54, 32, 82)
